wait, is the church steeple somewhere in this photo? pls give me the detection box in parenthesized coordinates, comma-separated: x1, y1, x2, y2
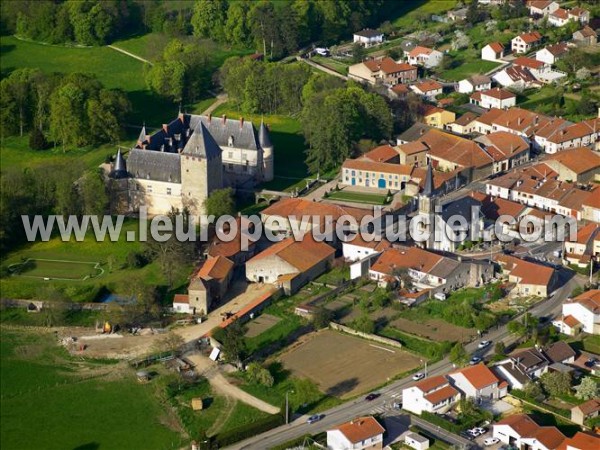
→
(423, 160, 434, 197)
(418, 161, 435, 215)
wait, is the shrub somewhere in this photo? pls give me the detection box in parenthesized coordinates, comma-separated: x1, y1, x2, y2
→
(214, 414, 285, 447)
(29, 128, 48, 150)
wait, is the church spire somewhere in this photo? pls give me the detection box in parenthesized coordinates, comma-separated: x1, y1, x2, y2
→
(423, 160, 434, 197)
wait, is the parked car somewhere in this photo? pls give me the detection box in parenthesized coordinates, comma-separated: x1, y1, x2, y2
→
(474, 427, 487, 435)
(484, 437, 499, 446)
(412, 373, 425, 381)
(365, 393, 380, 401)
(460, 431, 475, 440)
(469, 356, 482, 365)
(478, 340, 492, 349)
(307, 414, 324, 424)
(469, 428, 484, 437)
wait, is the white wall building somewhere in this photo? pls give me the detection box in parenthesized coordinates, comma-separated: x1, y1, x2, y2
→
(402, 375, 460, 415)
(481, 42, 505, 62)
(560, 290, 600, 334)
(327, 416, 385, 450)
(353, 29, 384, 47)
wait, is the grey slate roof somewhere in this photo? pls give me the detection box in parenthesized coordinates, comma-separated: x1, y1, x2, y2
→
(110, 148, 128, 179)
(354, 28, 383, 38)
(259, 120, 272, 149)
(423, 162, 434, 197)
(440, 195, 483, 222)
(126, 149, 181, 183)
(184, 121, 222, 159)
(192, 115, 261, 151)
(428, 258, 461, 279)
(397, 123, 432, 143)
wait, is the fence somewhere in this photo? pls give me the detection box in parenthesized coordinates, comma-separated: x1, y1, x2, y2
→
(329, 322, 403, 349)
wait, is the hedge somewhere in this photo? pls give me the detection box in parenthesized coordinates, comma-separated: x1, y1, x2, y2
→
(421, 412, 462, 434)
(214, 413, 285, 447)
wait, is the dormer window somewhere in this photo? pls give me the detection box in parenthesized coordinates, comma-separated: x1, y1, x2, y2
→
(228, 136, 234, 147)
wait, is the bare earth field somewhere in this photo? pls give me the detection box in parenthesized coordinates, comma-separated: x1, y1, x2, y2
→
(244, 314, 281, 338)
(278, 330, 420, 398)
(391, 317, 476, 343)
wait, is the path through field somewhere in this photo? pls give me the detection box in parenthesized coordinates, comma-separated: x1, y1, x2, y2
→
(107, 44, 153, 65)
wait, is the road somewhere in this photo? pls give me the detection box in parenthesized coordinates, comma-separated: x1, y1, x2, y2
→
(224, 273, 583, 450)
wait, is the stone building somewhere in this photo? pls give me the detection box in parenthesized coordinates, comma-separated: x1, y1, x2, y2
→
(110, 112, 274, 215)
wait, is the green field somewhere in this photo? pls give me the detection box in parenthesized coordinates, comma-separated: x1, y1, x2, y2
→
(0, 219, 191, 302)
(310, 55, 349, 75)
(392, 0, 458, 28)
(326, 190, 389, 205)
(0, 329, 183, 450)
(442, 59, 501, 82)
(9, 258, 103, 280)
(211, 102, 310, 191)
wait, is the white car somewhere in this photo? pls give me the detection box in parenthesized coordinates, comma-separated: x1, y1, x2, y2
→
(478, 340, 492, 349)
(484, 437, 499, 446)
(412, 372, 425, 381)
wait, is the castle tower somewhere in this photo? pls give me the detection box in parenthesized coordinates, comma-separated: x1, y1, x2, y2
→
(109, 148, 128, 179)
(259, 119, 274, 182)
(180, 122, 223, 215)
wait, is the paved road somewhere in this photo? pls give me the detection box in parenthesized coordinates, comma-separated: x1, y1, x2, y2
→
(223, 273, 582, 450)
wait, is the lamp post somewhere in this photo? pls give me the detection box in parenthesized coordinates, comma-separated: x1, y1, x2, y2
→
(285, 390, 294, 424)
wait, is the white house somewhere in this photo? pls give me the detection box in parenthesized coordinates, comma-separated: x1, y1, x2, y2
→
(527, 1, 560, 17)
(353, 29, 384, 48)
(492, 65, 540, 89)
(406, 46, 443, 68)
(481, 42, 505, 62)
(493, 414, 566, 450)
(172, 294, 192, 314)
(447, 363, 508, 400)
(535, 43, 569, 65)
(457, 75, 492, 94)
(511, 31, 543, 53)
(470, 88, 517, 109)
(402, 375, 461, 415)
(410, 80, 443, 100)
(569, 7, 590, 25)
(549, 8, 570, 27)
(327, 416, 385, 450)
(559, 290, 600, 335)
(405, 433, 430, 450)
(343, 235, 392, 262)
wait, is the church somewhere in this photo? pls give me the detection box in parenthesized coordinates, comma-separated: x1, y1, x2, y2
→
(415, 163, 484, 252)
(109, 112, 274, 216)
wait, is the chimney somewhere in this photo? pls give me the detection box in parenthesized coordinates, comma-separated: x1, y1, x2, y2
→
(420, 128, 425, 135)
(518, 117, 523, 125)
(208, 113, 212, 122)
(240, 117, 244, 128)
(162, 124, 168, 133)
(160, 145, 165, 152)
(222, 114, 227, 124)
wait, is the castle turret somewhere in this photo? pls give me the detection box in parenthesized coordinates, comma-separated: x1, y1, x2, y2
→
(259, 119, 274, 182)
(109, 149, 128, 179)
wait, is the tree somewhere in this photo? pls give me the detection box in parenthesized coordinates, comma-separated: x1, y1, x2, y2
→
(144, 232, 195, 288)
(153, 332, 185, 354)
(312, 306, 333, 329)
(575, 377, 599, 400)
(540, 371, 571, 396)
(522, 382, 544, 399)
(246, 362, 274, 387)
(87, 89, 130, 143)
(203, 188, 236, 217)
(578, 96, 596, 116)
(351, 42, 366, 63)
(29, 128, 48, 150)
(191, 0, 228, 42)
(352, 314, 375, 334)
(494, 341, 506, 356)
(450, 342, 468, 366)
(575, 67, 591, 81)
(79, 170, 108, 215)
(224, 1, 250, 46)
(221, 319, 247, 365)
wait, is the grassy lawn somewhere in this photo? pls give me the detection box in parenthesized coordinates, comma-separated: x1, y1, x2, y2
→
(0, 329, 183, 450)
(326, 190, 389, 205)
(8, 258, 103, 280)
(518, 86, 592, 122)
(582, 334, 600, 354)
(392, 0, 458, 28)
(211, 102, 309, 191)
(310, 55, 349, 75)
(442, 59, 501, 82)
(0, 219, 191, 302)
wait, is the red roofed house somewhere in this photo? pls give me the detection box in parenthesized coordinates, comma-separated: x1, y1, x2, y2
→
(527, 1, 560, 17)
(570, 399, 600, 426)
(402, 375, 461, 415)
(482, 42, 505, 62)
(549, 8, 571, 27)
(421, 104, 456, 129)
(186, 255, 235, 315)
(448, 363, 508, 400)
(245, 235, 335, 294)
(536, 43, 569, 65)
(493, 414, 566, 450)
(411, 80, 443, 100)
(406, 46, 444, 68)
(573, 26, 597, 46)
(583, 187, 600, 223)
(560, 289, 600, 335)
(349, 57, 417, 86)
(512, 31, 543, 53)
(557, 432, 600, 450)
(172, 294, 191, 314)
(562, 223, 600, 268)
(495, 254, 557, 297)
(470, 88, 516, 110)
(327, 416, 385, 450)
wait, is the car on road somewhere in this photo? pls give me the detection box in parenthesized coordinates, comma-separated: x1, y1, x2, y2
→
(412, 373, 425, 381)
(307, 414, 324, 424)
(365, 393, 381, 401)
(478, 340, 492, 349)
(484, 437, 499, 446)
(469, 356, 482, 365)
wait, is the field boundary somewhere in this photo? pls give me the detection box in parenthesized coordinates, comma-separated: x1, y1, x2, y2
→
(7, 258, 104, 281)
(329, 322, 403, 349)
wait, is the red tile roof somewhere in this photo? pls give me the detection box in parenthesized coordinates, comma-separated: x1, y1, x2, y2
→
(197, 256, 234, 281)
(371, 247, 445, 278)
(569, 289, 600, 313)
(413, 80, 443, 93)
(262, 198, 372, 223)
(517, 31, 543, 44)
(333, 416, 385, 443)
(557, 432, 600, 450)
(248, 235, 335, 273)
(413, 375, 448, 392)
(424, 385, 460, 404)
(481, 87, 516, 100)
(343, 158, 414, 176)
(363, 144, 399, 163)
(487, 42, 505, 53)
(543, 147, 600, 175)
(451, 363, 500, 389)
(513, 56, 546, 70)
(173, 294, 189, 304)
(551, 8, 569, 20)
(408, 46, 436, 57)
(495, 254, 555, 287)
(583, 186, 600, 209)
(364, 57, 416, 74)
(563, 315, 581, 328)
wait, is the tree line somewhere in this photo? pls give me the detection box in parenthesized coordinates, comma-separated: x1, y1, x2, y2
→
(1, 70, 130, 149)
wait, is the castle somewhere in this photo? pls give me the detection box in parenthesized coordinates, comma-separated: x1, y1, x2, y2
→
(110, 112, 274, 215)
